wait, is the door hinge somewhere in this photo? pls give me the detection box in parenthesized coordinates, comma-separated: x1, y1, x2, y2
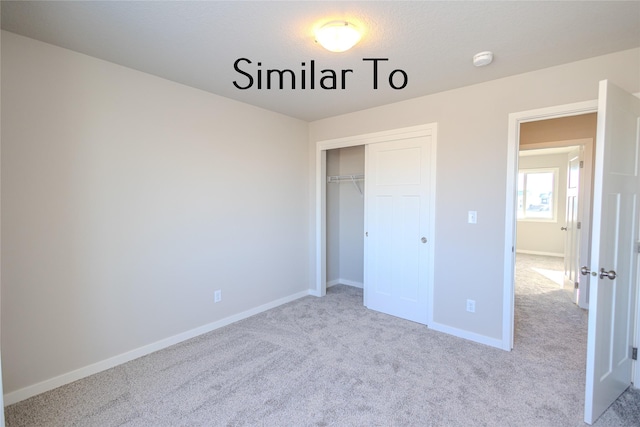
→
(577, 222, 581, 230)
(365, 231, 368, 237)
(636, 241, 640, 254)
(574, 282, 579, 289)
(633, 347, 638, 361)
(579, 160, 584, 168)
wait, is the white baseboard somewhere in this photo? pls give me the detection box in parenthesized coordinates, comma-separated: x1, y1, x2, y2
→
(516, 250, 564, 258)
(327, 279, 363, 289)
(429, 321, 507, 351)
(3, 289, 311, 406)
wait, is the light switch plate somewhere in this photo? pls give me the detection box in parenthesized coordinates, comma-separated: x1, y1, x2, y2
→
(468, 211, 477, 224)
(467, 299, 476, 313)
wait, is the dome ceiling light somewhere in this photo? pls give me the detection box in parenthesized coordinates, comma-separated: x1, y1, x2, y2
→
(315, 21, 362, 53)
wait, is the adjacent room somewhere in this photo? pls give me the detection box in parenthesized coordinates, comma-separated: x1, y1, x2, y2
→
(516, 113, 598, 309)
(1, 1, 639, 426)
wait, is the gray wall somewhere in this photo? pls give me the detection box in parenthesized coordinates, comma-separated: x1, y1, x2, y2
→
(338, 147, 365, 285)
(1, 31, 309, 395)
(326, 146, 364, 287)
(326, 149, 341, 284)
(309, 48, 640, 344)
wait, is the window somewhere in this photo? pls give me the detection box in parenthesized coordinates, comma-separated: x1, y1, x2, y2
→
(517, 168, 558, 221)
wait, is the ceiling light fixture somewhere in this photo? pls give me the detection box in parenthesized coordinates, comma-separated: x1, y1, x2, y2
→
(473, 51, 494, 67)
(315, 21, 361, 53)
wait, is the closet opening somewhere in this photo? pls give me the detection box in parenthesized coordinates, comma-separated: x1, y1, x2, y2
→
(325, 146, 365, 295)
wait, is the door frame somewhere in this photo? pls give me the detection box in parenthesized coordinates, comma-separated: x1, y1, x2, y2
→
(504, 100, 597, 350)
(313, 124, 437, 316)
(506, 98, 640, 388)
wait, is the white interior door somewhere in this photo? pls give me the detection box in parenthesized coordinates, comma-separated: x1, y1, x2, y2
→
(365, 136, 433, 324)
(584, 80, 640, 424)
(564, 148, 582, 303)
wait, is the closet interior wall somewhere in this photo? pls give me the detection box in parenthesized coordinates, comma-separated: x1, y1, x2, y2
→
(326, 146, 365, 288)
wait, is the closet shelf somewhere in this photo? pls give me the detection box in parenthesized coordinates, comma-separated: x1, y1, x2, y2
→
(327, 174, 364, 196)
(326, 174, 364, 183)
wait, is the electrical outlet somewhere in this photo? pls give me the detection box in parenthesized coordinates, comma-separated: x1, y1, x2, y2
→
(466, 299, 476, 313)
(214, 290, 222, 303)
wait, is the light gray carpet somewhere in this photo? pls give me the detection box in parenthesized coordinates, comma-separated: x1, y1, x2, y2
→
(5, 254, 640, 426)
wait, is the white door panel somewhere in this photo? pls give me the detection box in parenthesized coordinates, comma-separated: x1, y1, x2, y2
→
(365, 136, 434, 325)
(565, 148, 582, 300)
(584, 80, 640, 424)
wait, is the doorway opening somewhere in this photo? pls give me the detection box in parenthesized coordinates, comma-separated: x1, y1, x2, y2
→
(503, 100, 598, 350)
(516, 113, 597, 315)
(514, 114, 597, 346)
(325, 146, 365, 296)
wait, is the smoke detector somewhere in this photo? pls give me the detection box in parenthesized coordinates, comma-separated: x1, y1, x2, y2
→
(473, 51, 494, 67)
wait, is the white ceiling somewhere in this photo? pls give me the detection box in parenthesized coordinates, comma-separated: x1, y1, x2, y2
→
(2, 1, 639, 121)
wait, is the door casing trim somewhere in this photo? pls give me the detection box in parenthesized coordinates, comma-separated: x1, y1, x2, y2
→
(505, 100, 598, 350)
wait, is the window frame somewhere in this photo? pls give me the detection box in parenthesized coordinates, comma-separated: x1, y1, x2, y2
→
(516, 167, 560, 223)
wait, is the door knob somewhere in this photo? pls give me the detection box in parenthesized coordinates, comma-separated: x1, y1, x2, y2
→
(421, 237, 427, 243)
(581, 266, 597, 277)
(560, 227, 567, 231)
(599, 268, 617, 280)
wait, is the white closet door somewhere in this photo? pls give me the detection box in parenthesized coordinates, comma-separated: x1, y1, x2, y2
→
(365, 135, 433, 324)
